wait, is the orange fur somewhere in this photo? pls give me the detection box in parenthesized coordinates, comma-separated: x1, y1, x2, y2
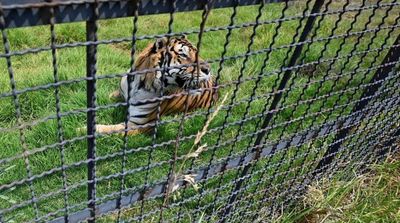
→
(94, 37, 218, 136)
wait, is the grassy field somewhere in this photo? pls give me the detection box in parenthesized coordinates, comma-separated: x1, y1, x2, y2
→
(0, 0, 399, 222)
(275, 152, 400, 223)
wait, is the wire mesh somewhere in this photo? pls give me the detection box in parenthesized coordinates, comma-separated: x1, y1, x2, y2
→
(0, 0, 399, 222)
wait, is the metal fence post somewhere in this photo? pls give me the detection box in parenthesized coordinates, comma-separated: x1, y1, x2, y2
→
(221, 0, 325, 220)
(86, 1, 99, 221)
(314, 34, 400, 176)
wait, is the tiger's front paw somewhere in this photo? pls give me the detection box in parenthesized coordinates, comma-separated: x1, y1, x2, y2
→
(76, 125, 114, 135)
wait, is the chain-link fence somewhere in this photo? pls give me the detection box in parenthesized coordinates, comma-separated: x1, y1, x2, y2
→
(0, 0, 399, 222)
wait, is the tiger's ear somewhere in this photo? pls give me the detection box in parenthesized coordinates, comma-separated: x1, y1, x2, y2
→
(152, 37, 167, 53)
(180, 34, 187, 40)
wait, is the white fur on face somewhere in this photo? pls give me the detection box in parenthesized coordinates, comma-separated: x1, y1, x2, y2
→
(156, 71, 162, 79)
(181, 45, 190, 56)
(168, 68, 180, 73)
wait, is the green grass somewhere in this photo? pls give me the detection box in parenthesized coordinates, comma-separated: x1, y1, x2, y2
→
(0, 0, 399, 222)
(274, 153, 400, 223)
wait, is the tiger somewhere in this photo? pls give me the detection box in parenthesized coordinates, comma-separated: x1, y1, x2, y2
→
(95, 35, 218, 135)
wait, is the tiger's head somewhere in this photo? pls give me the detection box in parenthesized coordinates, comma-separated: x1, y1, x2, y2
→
(134, 35, 212, 92)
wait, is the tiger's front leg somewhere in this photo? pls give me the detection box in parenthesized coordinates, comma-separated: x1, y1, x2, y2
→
(77, 123, 150, 136)
(91, 76, 159, 136)
(95, 122, 152, 135)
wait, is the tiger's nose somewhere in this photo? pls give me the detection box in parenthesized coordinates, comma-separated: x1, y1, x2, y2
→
(201, 67, 210, 74)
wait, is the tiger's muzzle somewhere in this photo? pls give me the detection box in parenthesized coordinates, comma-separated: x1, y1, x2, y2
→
(185, 63, 211, 88)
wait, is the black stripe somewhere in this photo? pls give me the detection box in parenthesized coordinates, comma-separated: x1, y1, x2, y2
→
(132, 113, 150, 118)
(159, 52, 165, 67)
(191, 94, 199, 109)
(163, 100, 177, 115)
(133, 100, 160, 106)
